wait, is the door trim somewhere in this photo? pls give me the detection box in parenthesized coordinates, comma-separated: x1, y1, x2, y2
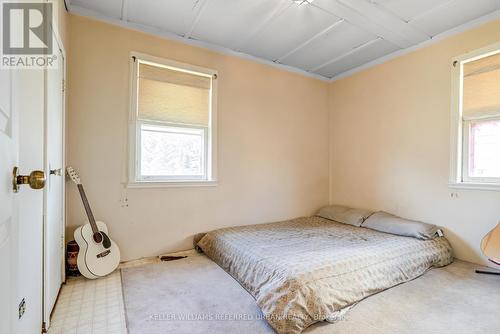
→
(42, 26, 67, 329)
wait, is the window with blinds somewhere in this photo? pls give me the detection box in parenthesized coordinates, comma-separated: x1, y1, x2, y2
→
(463, 52, 500, 121)
(138, 63, 211, 126)
(129, 54, 217, 185)
(452, 46, 500, 187)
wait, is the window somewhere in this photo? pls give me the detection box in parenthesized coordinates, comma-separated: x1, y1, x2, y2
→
(464, 119, 500, 180)
(450, 44, 500, 189)
(128, 53, 217, 186)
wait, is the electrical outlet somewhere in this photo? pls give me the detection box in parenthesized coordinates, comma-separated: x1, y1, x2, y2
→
(18, 298, 26, 319)
(119, 187, 129, 208)
(120, 196, 129, 208)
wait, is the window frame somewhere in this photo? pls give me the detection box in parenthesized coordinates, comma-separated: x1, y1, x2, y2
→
(128, 52, 218, 188)
(449, 42, 500, 191)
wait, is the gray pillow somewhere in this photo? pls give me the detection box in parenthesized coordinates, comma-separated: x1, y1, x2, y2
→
(193, 233, 206, 253)
(362, 211, 440, 240)
(316, 205, 374, 227)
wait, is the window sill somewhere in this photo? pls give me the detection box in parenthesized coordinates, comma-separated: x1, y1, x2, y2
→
(448, 182, 500, 191)
(126, 180, 218, 189)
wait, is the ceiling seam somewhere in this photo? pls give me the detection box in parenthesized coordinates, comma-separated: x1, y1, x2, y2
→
(334, 0, 423, 46)
(276, 19, 345, 63)
(368, 1, 407, 22)
(311, 1, 410, 48)
(184, 0, 211, 39)
(310, 37, 383, 72)
(231, 0, 292, 51)
(369, 1, 431, 39)
(310, 4, 381, 43)
(337, 0, 431, 44)
(120, 0, 128, 21)
(407, 0, 457, 24)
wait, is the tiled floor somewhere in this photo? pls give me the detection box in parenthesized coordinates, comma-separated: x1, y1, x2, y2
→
(47, 271, 127, 334)
(47, 250, 195, 334)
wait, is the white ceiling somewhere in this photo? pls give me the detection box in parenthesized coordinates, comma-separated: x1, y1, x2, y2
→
(65, 0, 500, 81)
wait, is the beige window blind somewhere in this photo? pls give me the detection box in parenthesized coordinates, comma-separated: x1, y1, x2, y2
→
(463, 52, 500, 120)
(138, 63, 211, 126)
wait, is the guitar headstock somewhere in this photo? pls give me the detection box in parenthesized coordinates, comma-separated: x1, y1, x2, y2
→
(66, 166, 81, 185)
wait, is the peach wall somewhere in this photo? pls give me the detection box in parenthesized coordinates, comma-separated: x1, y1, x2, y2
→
(329, 19, 500, 266)
(67, 12, 500, 265)
(67, 15, 330, 261)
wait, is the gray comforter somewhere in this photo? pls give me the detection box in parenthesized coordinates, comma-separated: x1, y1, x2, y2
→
(197, 216, 453, 334)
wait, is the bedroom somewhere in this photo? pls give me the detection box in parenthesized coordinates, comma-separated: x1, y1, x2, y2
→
(1, 0, 500, 333)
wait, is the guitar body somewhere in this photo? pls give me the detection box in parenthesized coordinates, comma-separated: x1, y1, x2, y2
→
(74, 220, 121, 279)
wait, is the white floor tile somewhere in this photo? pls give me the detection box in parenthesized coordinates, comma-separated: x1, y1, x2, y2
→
(47, 270, 127, 334)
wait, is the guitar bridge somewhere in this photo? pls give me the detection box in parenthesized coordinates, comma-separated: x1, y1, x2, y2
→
(97, 250, 111, 258)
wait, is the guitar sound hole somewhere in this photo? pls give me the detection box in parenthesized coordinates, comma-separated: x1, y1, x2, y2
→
(93, 232, 103, 243)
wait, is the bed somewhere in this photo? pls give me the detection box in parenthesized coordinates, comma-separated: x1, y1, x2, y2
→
(197, 216, 453, 334)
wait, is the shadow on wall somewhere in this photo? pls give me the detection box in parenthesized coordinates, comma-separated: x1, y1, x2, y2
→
(442, 228, 486, 266)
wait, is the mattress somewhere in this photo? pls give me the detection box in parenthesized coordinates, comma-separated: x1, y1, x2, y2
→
(197, 216, 453, 334)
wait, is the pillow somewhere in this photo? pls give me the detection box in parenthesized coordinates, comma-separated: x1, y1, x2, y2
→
(316, 205, 374, 227)
(362, 211, 440, 240)
(193, 233, 206, 253)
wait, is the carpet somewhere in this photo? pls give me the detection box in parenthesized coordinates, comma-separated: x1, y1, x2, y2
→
(121, 254, 500, 334)
(121, 254, 274, 334)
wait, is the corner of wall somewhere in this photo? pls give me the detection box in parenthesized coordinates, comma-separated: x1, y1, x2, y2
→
(327, 83, 334, 205)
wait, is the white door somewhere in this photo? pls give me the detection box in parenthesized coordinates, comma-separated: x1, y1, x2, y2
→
(0, 67, 17, 334)
(0, 65, 46, 332)
(0, 3, 65, 333)
(44, 37, 65, 325)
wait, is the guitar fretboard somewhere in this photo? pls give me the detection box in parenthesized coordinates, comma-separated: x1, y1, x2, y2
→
(77, 184, 99, 235)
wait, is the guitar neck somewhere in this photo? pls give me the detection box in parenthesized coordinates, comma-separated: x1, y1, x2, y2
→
(77, 184, 99, 234)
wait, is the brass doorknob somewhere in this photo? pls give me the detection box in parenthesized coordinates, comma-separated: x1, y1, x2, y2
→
(12, 167, 46, 193)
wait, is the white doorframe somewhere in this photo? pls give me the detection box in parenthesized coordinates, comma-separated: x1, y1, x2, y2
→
(53, 3, 68, 288)
(42, 23, 67, 331)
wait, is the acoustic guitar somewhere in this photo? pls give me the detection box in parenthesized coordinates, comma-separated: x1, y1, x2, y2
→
(67, 167, 121, 279)
(476, 222, 500, 275)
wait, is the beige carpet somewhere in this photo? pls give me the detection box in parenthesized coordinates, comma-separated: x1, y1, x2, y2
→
(121, 254, 500, 334)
